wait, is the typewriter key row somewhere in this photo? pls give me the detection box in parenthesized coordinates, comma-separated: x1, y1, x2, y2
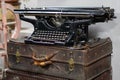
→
(31, 36, 66, 41)
(31, 30, 70, 41)
(33, 34, 67, 37)
(34, 30, 69, 35)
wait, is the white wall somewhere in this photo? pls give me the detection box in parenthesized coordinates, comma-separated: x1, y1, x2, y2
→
(19, 0, 120, 80)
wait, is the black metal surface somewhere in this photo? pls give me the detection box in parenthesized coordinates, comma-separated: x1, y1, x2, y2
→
(14, 7, 115, 46)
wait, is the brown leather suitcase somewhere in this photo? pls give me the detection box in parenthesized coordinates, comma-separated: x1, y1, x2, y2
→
(7, 38, 112, 80)
(93, 70, 112, 80)
(2, 69, 112, 80)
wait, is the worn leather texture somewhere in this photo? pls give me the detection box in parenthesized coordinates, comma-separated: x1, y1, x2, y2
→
(2, 69, 112, 80)
(7, 38, 112, 80)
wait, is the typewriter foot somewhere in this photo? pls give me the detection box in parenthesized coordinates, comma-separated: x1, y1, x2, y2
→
(80, 40, 86, 45)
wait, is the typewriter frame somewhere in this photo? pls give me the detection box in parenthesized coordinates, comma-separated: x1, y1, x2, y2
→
(14, 7, 115, 46)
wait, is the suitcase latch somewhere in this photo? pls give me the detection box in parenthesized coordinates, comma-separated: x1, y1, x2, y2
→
(15, 49, 21, 63)
(68, 51, 75, 72)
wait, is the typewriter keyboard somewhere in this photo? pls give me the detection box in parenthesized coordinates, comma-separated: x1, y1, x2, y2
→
(27, 30, 74, 45)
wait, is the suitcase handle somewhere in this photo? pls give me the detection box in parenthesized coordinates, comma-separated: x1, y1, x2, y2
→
(32, 51, 58, 67)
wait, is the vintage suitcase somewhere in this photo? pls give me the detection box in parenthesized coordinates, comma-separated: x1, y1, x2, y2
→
(93, 70, 112, 80)
(7, 38, 112, 80)
(2, 69, 112, 80)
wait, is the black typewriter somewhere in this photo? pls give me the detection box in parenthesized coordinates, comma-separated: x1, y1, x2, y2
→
(14, 7, 115, 46)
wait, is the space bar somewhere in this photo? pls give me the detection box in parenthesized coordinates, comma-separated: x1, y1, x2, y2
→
(31, 37, 56, 42)
(30, 40, 55, 45)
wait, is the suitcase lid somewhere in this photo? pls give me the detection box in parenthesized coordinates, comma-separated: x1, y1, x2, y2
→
(8, 37, 112, 66)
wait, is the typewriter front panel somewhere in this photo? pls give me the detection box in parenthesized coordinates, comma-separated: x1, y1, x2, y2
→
(24, 16, 89, 46)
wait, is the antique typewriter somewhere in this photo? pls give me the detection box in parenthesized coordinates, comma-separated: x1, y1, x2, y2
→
(14, 7, 115, 46)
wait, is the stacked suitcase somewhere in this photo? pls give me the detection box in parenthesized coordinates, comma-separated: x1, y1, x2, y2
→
(2, 38, 112, 80)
